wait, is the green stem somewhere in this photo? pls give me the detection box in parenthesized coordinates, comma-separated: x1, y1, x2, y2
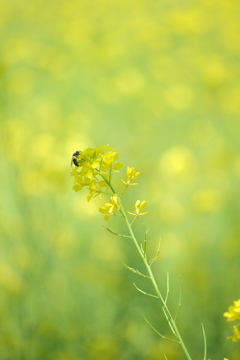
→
(100, 174, 192, 359)
(119, 202, 192, 360)
(100, 174, 116, 195)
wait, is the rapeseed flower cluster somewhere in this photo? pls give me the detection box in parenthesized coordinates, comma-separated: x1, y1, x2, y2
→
(71, 145, 147, 221)
(71, 145, 123, 201)
(224, 299, 240, 342)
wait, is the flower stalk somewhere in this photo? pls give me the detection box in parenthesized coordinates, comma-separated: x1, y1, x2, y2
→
(71, 144, 206, 359)
(119, 200, 192, 360)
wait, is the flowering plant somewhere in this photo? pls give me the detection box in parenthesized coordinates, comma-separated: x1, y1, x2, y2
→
(224, 299, 240, 342)
(71, 144, 207, 360)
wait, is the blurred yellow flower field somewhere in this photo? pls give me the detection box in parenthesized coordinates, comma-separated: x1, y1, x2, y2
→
(0, 0, 239, 359)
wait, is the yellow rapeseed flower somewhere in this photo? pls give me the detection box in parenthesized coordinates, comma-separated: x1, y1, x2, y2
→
(224, 299, 240, 321)
(122, 167, 140, 186)
(128, 200, 148, 217)
(101, 151, 124, 172)
(87, 179, 104, 202)
(99, 194, 120, 221)
(224, 299, 240, 342)
(227, 325, 240, 342)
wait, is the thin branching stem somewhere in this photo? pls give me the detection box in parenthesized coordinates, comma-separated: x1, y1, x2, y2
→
(165, 272, 169, 304)
(133, 283, 159, 299)
(130, 215, 138, 226)
(175, 275, 182, 321)
(142, 314, 180, 344)
(100, 175, 193, 360)
(201, 323, 207, 360)
(102, 226, 132, 238)
(119, 202, 193, 360)
(142, 226, 149, 261)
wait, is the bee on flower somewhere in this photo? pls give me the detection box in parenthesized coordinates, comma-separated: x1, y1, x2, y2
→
(71, 145, 146, 222)
(71, 145, 123, 203)
(71, 150, 82, 167)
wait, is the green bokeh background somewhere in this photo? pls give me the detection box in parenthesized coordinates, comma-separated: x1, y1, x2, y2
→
(0, 0, 240, 359)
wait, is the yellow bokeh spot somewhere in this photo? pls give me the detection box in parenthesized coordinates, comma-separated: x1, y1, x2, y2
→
(96, 76, 120, 103)
(63, 19, 92, 47)
(164, 84, 194, 110)
(159, 146, 195, 176)
(2, 119, 31, 163)
(72, 196, 99, 218)
(159, 199, 185, 224)
(31, 133, 56, 160)
(0, 261, 24, 294)
(115, 67, 145, 95)
(203, 59, 228, 88)
(162, 232, 182, 258)
(7, 68, 35, 95)
(222, 86, 240, 114)
(21, 170, 48, 196)
(150, 56, 177, 82)
(193, 188, 222, 212)
(168, 9, 204, 34)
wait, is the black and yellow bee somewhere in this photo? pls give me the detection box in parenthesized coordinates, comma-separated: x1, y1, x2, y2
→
(71, 150, 82, 167)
